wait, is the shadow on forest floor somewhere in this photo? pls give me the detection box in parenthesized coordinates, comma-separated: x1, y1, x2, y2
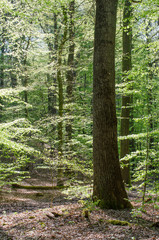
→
(0, 227, 13, 240)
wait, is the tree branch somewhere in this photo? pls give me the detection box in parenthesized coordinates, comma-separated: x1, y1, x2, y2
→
(132, 0, 142, 3)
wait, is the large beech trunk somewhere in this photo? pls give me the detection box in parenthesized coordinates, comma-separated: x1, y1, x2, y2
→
(93, 0, 132, 209)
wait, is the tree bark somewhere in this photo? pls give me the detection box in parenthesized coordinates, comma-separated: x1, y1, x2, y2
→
(0, 28, 5, 122)
(21, 37, 30, 118)
(40, 12, 58, 115)
(66, 0, 75, 141)
(57, 7, 67, 186)
(47, 13, 58, 115)
(93, 0, 132, 209)
(22, 58, 29, 118)
(120, 0, 132, 185)
(0, 32, 4, 88)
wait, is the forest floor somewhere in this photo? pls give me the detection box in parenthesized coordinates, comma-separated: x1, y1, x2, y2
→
(0, 173, 159, 240)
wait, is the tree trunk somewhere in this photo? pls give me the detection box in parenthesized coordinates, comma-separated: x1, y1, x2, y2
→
(66, 0, 75, 140)
(47, 13, 58, 115)
(93, 0, 132, 209)
(22, 58, 29, 118)
(57, 7, 67, 186)
(21, 37, 30, 118)
(120, 0, 132, 185)
(0, 29, 5, 121)
(11, 71, 17, 88)
(57, 54, 63, 156)
(0, 34, 4, 88)
(57, 52, 64, 186)
(145, 22, 154, 150)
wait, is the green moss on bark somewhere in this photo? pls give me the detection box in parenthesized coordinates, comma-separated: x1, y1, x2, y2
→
(99, 198, 132, 210)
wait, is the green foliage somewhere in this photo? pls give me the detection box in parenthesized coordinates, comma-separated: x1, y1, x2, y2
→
(0, 98, 42, 186)
(116, 0, 159, 199)
(131, 208, 143, 219)
(0, 0, 158, 201)
(79, 198, 100, 213)
(62, 183, 93, 199)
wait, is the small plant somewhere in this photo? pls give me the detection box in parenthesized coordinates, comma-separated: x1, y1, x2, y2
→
(131, 207, 143, 223)
(62, 183, 93, 199)
(79, 198, 101, 216)
(68, 221, 75, 224)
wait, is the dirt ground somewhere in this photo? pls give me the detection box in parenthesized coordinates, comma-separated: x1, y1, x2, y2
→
(0, 176, 159, 240)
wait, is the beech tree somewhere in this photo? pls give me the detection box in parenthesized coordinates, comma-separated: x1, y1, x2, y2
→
(0, 29, 4, 121)
(120, 0, 132, 185)
(93, 0, 132, 209)
(66, 0, 75, 141)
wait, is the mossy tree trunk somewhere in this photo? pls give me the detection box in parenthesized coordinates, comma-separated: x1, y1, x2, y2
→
(0, 28, 5, 121)
(47, 13, 58, 116)
(57, 7, 67, 186)
(66, 0, 75, 141)
(120, 0, 132, 185)
(21, 37, 31, 118)
(93, 0, 132, 209)
(0, 29, 4, 88)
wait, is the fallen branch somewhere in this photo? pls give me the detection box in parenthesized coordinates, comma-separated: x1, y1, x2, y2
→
(11, 183, 67, 190)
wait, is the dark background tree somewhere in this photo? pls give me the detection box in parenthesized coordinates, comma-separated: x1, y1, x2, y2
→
(120, 0, 132, 186)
